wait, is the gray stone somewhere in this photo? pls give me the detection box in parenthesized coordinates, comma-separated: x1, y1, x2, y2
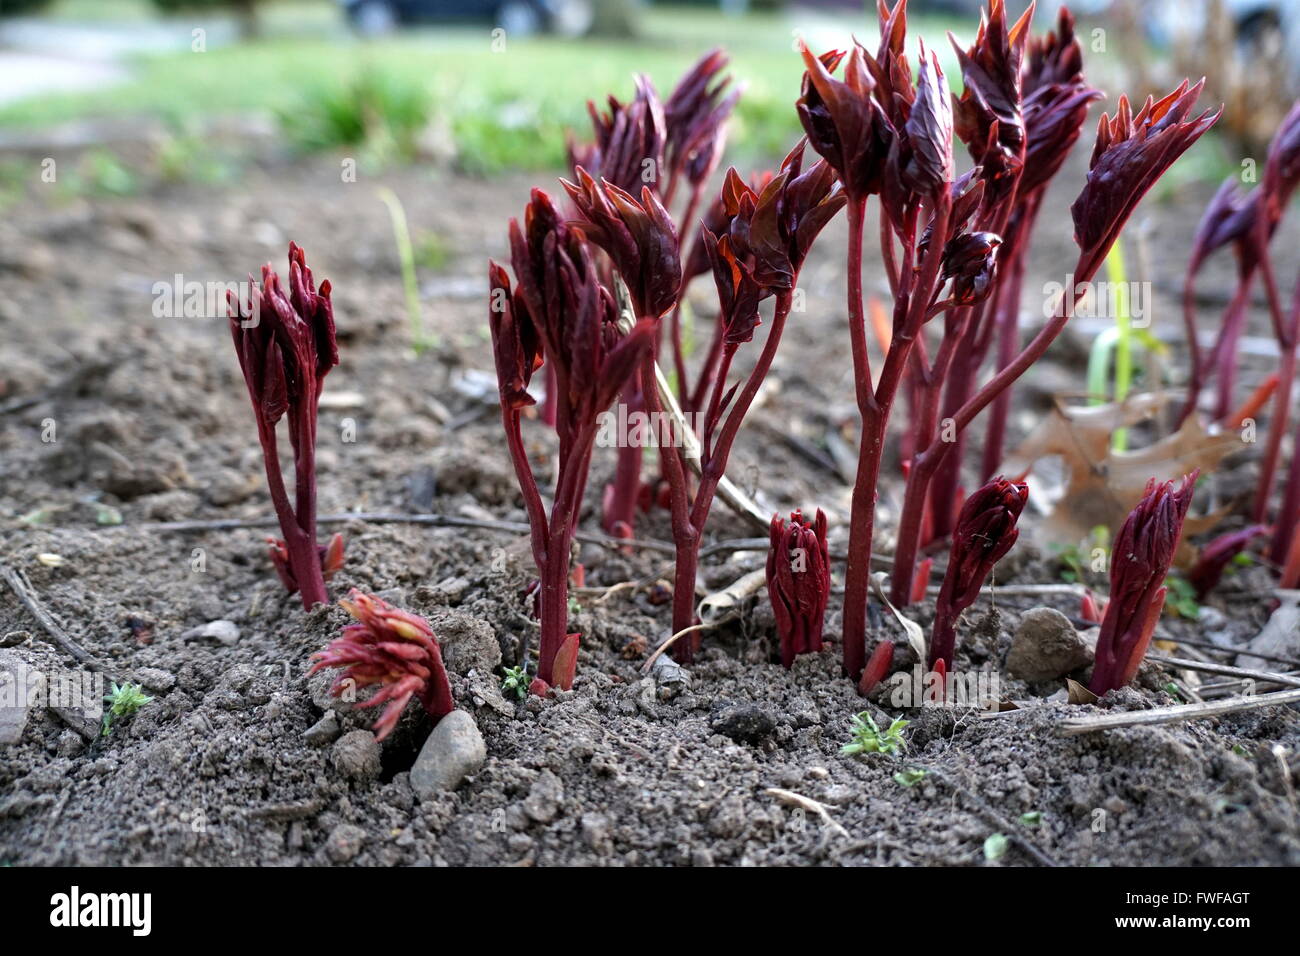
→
(205, 468, 257, 506)
(1006, 607, 1092, 681)
(409, 710, 485, 798)
(181, 620, 240, 646)
(302, 712, 340, 747)
(0, 652, 42, 746)
(331, 730, 381, 782)
(523, 769, 564, 823)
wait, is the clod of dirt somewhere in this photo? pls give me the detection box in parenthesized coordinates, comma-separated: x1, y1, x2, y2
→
(133, 667, 175, 692)
(409, 710, 486, 798)
(426, 608, 501, 675)
(1006, 607, 1093, 681)
(523, 770, 564, 823)
(180, 620, 240, 646)
(331, 730, 382, 783)
(325, 823, 367, 864)
(710, 701, 777, 744)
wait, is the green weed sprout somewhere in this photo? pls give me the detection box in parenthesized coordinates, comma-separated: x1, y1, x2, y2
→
(501, 665, 530, 701)
(102, 682, 152, 737)
(842, 712, 909, 757)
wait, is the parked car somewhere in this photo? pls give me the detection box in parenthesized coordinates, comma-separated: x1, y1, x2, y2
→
(340, 0, 594, 37)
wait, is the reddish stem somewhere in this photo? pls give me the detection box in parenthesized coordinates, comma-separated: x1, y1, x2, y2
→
(890, 251, 1105, 606)
(841, 197, 875, 679)
(1254, 251, 1298, 527)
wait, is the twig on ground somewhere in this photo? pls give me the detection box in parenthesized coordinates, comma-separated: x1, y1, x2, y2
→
(0, 561, 104, 671)
(1147, 654, 1300, 689)
(1059, 687, 1300, 735)
(764, 787, 850, 838)
(641, 623, 712, 674)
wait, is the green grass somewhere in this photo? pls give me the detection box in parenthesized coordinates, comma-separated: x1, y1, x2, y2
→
(0, 5, 970, 173)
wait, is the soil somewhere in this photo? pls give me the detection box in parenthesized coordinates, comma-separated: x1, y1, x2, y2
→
(1, 146, 1298, 867)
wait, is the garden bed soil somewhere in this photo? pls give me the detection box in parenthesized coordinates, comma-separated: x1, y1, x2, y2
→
(1, 155, 1298, 866)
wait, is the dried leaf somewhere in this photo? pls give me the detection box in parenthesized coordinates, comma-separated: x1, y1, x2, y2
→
(699, 567, 766, 626)
(1066, 677, 1099, 705)
(871, 571, 926, 661)
(999, 393, 1237, 560)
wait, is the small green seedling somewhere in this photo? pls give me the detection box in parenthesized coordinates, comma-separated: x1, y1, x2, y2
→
(101, 682, 152, 737)
(983, 832, 1010, 862)
(1163, 574, 1200, 620)
(893, 767, 927, 787)
(841, 712, 909, 757)
(500, 665, 530, 700)
(1019, 811, 1043, 827)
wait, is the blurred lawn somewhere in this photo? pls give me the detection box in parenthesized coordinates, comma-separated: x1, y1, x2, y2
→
(0, 2, 969, 173)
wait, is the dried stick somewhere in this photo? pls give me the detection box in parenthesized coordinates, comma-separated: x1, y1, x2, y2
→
(0, 562, 100, 668)
(1059, 687, 1300, 735)
(1147, 653, 1300, 689)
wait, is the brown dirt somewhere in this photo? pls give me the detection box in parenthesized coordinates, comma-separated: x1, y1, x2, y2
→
(1, 149, 1298, 866)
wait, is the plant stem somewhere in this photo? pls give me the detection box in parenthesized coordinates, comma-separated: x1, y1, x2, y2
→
(537, 420, 597, 684)
(377, 187, 431, 355)
(891, 252, 1103, 606)
(842, 196, 875, 679)
(1106, 238, 1133, 450)
(1254, 250, 1298, 527)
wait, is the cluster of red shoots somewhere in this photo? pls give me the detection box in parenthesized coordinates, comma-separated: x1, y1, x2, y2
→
(1181, 101, 1300, 586)
(480, 0, 1229, 692)
(308, 590, 454, 741)
(213, 4, 1290, 710)
(228, 242, 345, 610)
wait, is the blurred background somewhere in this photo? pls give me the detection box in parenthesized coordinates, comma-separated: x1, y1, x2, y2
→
(0, 0, 1296, 194)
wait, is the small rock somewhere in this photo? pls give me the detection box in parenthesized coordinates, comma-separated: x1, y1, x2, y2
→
(140, 490, 199, 522)
(331, 730, 381, 782)
(181, 620, 240, 646)
(55, 729, 84, 757)
(710, 702, 777, 744)
(303, 712, 340, 747)
(205, 468, 257, 506)
(133, 667, 175, 692)
(430, 575, 470, 604)
(0, 652, 42, 745)
(523, 769, 564, 823)
(1006, 607, 1092, 681)
(99, 448, 189, 500)
(409, 710, 485, 798)
(325, 823, 366, 863)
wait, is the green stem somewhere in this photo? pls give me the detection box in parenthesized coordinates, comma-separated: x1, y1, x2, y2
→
(377, 187, 431, 355)
(1105, 239, 1132, 450)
